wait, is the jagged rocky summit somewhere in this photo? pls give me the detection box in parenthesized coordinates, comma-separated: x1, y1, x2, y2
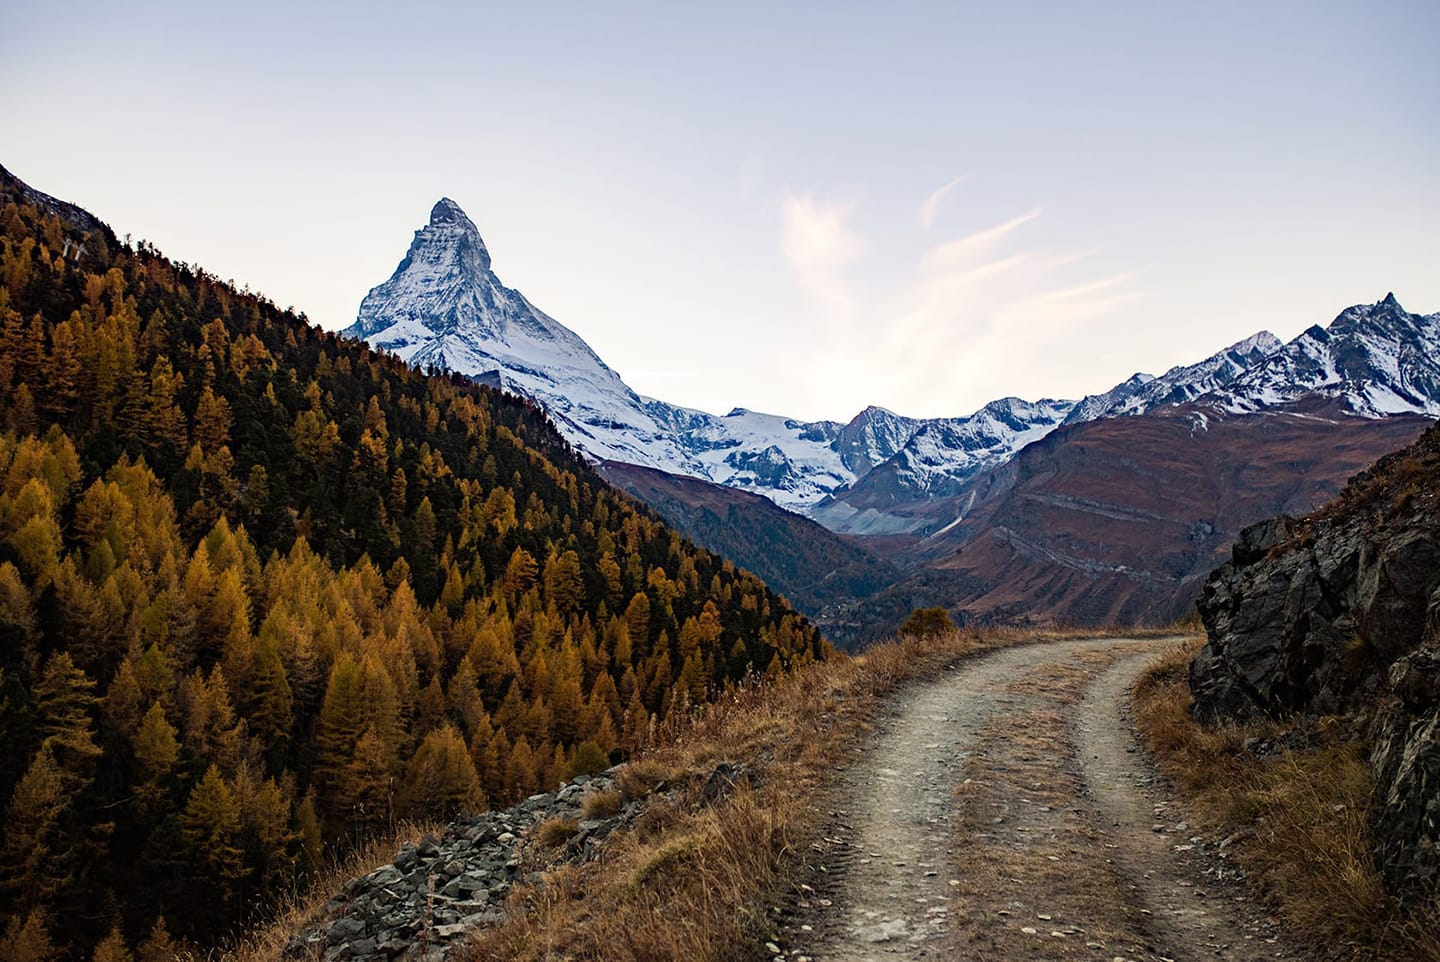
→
(347, 199, 696, 474)
(1189, 420, 1440, 899)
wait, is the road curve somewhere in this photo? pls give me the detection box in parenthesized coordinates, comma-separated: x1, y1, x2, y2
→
(785, 636, 1301, 962)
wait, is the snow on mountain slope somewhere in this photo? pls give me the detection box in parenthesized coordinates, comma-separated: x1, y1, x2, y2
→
(346, 200, 702, 472)
(889, 397, 1078, 497)
(349, 202, 1437, 526)
(1064, 331, 1284, 424)
(346, 199, 880, 510)
(1064, 295, 1440, 424)
(812, 397, 1078, 533)
(833, 406, 922, 476)
(1206, 294, 1440, 417)
(845, 330, 1289, 508)
(643, 402, 856, 511)
(1061, 373, 1156, 426)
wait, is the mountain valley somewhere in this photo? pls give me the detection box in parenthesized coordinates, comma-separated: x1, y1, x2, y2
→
(348, 199, 1440, 644)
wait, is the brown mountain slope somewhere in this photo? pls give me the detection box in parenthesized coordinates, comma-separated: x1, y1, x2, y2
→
(841, 406, 1433, 635)
(599, 461, 898, 646)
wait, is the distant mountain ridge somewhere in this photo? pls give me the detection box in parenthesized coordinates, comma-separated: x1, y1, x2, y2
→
(1215, 293, 1440, 417)
(816, 296, 1440, 536)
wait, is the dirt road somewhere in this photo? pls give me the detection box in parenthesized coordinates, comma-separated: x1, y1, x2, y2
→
(783, 637, 1301, 962)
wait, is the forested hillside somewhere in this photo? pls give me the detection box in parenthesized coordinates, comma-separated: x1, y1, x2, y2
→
(0, 168, 830, 958)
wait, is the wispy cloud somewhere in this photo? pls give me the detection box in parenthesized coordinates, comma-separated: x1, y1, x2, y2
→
(923, 208, 1042, 267)
(919, 174, 968, 230)
(886, 224, 1143, 408)
(778, 186, 1141, 414)
(779, 193, 864, 315)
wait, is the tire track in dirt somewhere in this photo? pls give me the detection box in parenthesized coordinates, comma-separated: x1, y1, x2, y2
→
(782, 637, 1302, 962)
(1075, 651, 1300, 961)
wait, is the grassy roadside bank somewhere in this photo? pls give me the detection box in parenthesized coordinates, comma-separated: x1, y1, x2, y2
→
(1132, 638, 1440, 962)
(461, 626, 1151, 961)
(224, 626, 1163, 962)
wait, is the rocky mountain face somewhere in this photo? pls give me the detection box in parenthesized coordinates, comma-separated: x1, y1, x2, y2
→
(811, 396, 1076, 533)
(346, 199, 695, 471)
(1189, 421, 1440, 900)
(1213, 294, 1440, 418)
(1062, 331, 1284, 424)
(0, 162, 109, 235)
(857, 409, 1434, 635)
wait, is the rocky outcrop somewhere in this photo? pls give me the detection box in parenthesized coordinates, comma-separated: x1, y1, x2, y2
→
(1189, 420, 1440, 899)
(286, 770, 639, 961)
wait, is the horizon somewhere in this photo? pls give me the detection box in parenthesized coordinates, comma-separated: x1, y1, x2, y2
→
(6, 1, 1438, 421)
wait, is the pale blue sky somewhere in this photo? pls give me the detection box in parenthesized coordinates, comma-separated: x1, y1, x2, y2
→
(5, 1, 1437, 420)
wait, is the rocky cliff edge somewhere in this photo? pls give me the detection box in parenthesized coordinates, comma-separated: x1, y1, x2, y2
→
(1190, 419, 1440, 899)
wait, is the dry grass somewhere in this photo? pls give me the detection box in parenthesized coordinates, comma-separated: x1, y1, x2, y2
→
(216, 822, 443, 962)
(533, 816, 580, 849)
(1133, 638, 1440, 961)
(223, 625, 1174, 962)
(461, 625, 1123, 962)
(581, 788, 623, 820)
(617, 757, 683, 802)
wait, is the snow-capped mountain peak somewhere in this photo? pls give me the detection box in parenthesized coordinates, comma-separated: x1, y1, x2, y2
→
(1065, 330, 1285, 424)
(834, 406, 921, 476)
(1210, 294, 1440, 417)
(344, 200, 704, 471)
(346, 199, 873, 510)
(1228, 331, 1285, 357)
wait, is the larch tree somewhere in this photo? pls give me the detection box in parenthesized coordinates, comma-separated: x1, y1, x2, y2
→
(400, 724, 483, 820)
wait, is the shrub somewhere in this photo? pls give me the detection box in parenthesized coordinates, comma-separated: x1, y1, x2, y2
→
(898, 605, 954, 639)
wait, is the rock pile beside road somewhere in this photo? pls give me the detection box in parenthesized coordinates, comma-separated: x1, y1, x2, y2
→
(285, 769, 637, 961)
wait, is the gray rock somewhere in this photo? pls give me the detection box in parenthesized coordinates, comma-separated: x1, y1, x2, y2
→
(285, 767, 640, 959)
(1190, 422, 1440, 902)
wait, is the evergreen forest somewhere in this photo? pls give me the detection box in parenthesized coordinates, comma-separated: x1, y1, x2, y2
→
(0, 176, 831, 959)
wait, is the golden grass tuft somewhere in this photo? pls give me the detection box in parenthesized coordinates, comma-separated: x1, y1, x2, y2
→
(533, 816, 580, 849)
(1133, 638, 1440, 961)
(580, 788, 623, 820)
(617, 757, 683, 802)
